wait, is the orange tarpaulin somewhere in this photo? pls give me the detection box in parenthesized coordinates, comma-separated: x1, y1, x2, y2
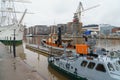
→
(76, 44, 88, 54)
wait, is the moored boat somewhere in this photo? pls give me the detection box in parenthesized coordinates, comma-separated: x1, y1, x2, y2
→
(48, 44, 120, 80)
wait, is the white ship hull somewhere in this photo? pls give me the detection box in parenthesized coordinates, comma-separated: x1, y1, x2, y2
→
(0, 24, 24, 41)
(0, 24, 25, 45)
(48, 55, 120, 80)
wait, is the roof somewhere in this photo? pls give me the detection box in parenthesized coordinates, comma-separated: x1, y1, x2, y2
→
(83, 24, 99, 28)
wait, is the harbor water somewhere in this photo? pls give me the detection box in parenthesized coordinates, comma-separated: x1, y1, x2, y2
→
(14, 36, 120, 80)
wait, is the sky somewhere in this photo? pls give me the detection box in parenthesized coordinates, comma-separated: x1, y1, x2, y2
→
(20, 0, 120, 27)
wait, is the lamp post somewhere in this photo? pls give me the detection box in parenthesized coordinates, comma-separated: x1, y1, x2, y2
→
(13, 29, 16, 58)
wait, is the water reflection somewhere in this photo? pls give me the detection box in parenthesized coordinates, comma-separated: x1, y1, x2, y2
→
(16, 45, 26, 60)
(7, 44, 26, 60)
(24, 46, 69, 80)
(48, 65, 69, 80)
(25, 35, 48, 45)
(15, 36, 120, 80)
(13, 61, 16, 71)
(97, 39, 120, 50)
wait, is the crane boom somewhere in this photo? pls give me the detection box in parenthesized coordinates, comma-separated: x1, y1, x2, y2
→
(81, 4, 100, 13)
(75, 2, 100, 22)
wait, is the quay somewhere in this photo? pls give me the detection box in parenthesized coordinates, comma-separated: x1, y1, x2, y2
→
(26, 44, 49, 56)
(26, 43, 76, 56)
(0, 42, 45, 80)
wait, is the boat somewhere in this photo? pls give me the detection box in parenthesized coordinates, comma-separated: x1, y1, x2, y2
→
(0, 0, 28, 45)
(41, 2, 100, 51)
(41, 25, 75, 52)
(26, 34, 33, 37)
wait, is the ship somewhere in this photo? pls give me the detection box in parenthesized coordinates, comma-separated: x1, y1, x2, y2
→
(48, 43, 120, 80)
(0, 0, 28, 45)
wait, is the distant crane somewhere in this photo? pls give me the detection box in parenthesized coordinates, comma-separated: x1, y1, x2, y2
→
(72, 2, 100, 44)
(75, 2, 100, 22)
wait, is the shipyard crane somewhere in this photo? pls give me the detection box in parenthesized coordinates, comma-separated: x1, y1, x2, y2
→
(75, 2, 100, 22)
(72, 2, 100, 44)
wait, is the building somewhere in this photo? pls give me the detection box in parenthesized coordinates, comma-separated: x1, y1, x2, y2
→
(111, 27, 120, 36)
(99, 24, 115, 36)
(25, 25, 50, 36)
(82, 24, 117, 36)
(112, 27, 120, 33)
(34, 25, 49, 35)
(29, 26, 34, 35)
(57, 24, 67, 34)
(66, 22, 73, 34)
(82, 24, 99, 32)
(49, 25, 57, 34)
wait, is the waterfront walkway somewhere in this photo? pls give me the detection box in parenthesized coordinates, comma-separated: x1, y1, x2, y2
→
(0, 42, 44, 80)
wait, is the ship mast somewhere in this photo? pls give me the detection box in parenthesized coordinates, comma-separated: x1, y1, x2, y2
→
(0, 0, 17, 26)
(0, 0, 31, 26)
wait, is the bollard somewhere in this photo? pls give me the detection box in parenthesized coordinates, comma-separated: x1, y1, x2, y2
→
(13, 29, 16, 58)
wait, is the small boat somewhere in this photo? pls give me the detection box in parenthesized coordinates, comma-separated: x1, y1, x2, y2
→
(26, 34, 33, 37)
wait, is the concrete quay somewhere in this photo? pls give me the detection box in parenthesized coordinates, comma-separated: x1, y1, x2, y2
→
(0, 42, 45, 80)
(26, 44, 49, 55)
(26, 44, 76, 56)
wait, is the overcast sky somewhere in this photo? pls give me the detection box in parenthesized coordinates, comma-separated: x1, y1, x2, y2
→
(22, 0, 120, 27)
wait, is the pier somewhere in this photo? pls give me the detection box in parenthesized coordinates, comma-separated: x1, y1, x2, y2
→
(26, 44, 66, 56)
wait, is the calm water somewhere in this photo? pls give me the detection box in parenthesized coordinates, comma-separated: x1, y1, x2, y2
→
(15, 36, 120, 80)
(23, 45, 69, 80)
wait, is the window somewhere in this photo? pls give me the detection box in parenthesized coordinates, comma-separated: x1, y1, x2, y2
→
(81, 61, 88, 67)
(71, 66, 73, 69)
(115, 61, 120, 71)
(96, 64, 106, 72)
(107, 62, 115, 71)
(87, 62, 95, 69)
(118, 61, 120, 65)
